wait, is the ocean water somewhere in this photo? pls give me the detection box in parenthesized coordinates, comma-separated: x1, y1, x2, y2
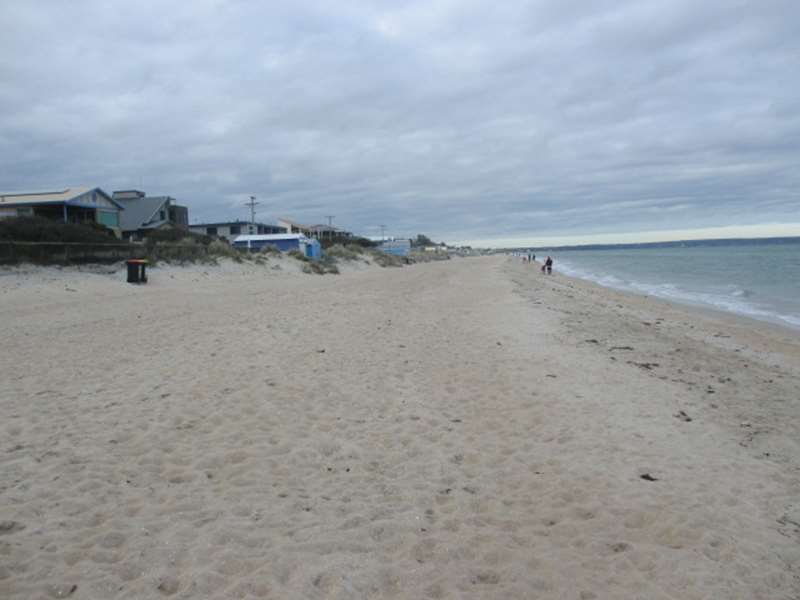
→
(538, 239, 800, 329)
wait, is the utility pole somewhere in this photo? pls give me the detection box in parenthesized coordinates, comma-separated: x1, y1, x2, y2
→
(379, 224, 386, 241)
(324, 215, 335, 227)
(244, 196, 259, 234)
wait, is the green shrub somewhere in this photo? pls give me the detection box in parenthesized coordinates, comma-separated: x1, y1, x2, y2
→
(320, 235, 376, 249)
(259, 244, 281, 255)
(409, 250, 451, 263)
(0, 216, 120, 243)
(301, 255, 339, 275)
(145, 237, 246, 264)
(320, 254, 340, 274)
(325, 244, 364, 261)
(207, 239, 240, 259)
(146, 238, 204, 264)
(288, 249, 310, 262)
(144, 228, 213, 245)
(368, 249, 405, 267)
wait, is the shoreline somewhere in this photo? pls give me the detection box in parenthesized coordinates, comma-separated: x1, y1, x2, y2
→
(529, 257, 800, 339)
(1, 256, 799, 598)
(538, 257, 800, 333)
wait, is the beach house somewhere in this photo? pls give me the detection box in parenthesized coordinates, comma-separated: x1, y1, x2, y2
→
(232, 233, 322, 259)
(188, 221, 286, 241)
(0, 187, 124, 237)
(276, 218, 315, 237)
(112, 190, 189, 240)
(307, 224, 354, 241)
(277, 218, 353, 241)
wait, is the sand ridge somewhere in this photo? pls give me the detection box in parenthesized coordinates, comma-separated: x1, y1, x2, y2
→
(1, 256, 799, 598)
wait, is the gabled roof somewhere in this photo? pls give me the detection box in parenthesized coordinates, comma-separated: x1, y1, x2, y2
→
(0, 187, 92, 204)
(117, 196, 171, 231)
(277, 217, 312, 228)
(0, 187, 124, 209)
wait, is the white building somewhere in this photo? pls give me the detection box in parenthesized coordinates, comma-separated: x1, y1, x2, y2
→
(188, 221, 286, 241)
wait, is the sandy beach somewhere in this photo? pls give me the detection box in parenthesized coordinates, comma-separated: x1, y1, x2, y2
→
(1, 255, 799, 599)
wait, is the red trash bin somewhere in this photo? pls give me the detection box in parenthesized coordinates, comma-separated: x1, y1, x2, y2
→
(126, 259, 148, 284)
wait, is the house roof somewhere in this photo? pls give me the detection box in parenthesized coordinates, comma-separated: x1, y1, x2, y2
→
(277, 217, 313, 228)
(117, 196, 170, 231)
(0, 187, 123, 209)
(308, 224, 345, 232)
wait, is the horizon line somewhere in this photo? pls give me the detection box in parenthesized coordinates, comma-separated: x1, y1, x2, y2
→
(452, 222, 800, 249)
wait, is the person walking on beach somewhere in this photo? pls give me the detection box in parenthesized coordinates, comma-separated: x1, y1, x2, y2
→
(545, 256, 553, 274)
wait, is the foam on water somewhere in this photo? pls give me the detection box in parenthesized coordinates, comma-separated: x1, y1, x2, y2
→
(551, 241, 800, 329)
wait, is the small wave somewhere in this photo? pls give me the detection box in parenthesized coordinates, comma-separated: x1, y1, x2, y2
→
(556, 262, 627, 287)
(557, 260, 800, 330)
(778, 313, 800, 327)
(730, 288, 753, 298)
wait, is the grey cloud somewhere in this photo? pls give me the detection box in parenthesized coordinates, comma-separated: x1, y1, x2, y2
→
(1, 0, 798, 242)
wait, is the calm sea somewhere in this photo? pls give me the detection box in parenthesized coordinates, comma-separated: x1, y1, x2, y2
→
(536, 239, 800, 329)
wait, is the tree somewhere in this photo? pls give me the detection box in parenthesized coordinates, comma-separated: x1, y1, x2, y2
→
(412, 234, 435, 247)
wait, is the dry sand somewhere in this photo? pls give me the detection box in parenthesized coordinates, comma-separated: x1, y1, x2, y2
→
(1, 255, 799, 599)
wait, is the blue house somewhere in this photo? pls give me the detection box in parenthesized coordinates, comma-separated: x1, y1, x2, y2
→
(233, 234, 322, 260)
(0, 187, 125, 237)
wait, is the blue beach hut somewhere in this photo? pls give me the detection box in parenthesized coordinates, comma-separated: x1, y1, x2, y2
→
(233, 234, 322, 259)
(380, 239, 411, 257)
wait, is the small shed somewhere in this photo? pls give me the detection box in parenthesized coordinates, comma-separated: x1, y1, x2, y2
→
(380, 239, 411, 257)
(233, 234, 322, 259)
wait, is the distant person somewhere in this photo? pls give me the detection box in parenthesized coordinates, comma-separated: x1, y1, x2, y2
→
(545, 256, 553, 274)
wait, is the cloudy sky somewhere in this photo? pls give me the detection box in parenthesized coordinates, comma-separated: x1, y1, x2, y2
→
(1, 0, 798, 246)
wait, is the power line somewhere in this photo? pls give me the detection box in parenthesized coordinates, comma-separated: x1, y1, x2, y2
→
(244, 196, 259, 228)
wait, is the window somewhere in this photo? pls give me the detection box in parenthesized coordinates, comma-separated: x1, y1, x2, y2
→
(96, 210, 119, 228)
(160, 210, 166, 221)
(230, 225, 241, 235)
(206, 227, 218, 235)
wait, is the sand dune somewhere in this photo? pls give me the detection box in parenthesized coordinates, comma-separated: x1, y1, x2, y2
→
(1, 256, 798, 599)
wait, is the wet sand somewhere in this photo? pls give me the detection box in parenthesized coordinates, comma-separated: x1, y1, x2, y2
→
(1, 255, 799, 599)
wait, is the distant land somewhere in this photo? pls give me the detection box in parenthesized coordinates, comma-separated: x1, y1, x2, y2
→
(507, 236, 800, 252)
